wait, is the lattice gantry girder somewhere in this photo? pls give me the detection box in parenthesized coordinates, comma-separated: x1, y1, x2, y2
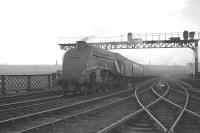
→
(58, 31, 200, 50)
(59, 40, 198, 50)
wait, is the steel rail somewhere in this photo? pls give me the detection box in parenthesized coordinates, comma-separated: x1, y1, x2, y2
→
(170, 80, 200, 118)
(0, 88, 134, 124)
(97, 98, 163, 133)
(96, 109, 144, 133)
(169, 82, 200, 103)
(176, 79, 192, 87)
(140, 80, 169, 108)
(135, 81, 158, 108)
(169, 87, 186, 96)
(174, 80, 200, 102)
(16, 95, 139, 133)
(151, 80, 200, 132)
(15, 79, 157, 133)
(176, 79, 200, 93)
(0, 78, 157, 131)
(163, 96, 200, 118)
(0, 89, 63, 103)
(168, 81, 189, 133)
(151, 80, 169, 99)
(155, 91, 200, 118)
(0, 78, 155, 113)
(0, 95, 62, 108)
(97, 80, 162, 133)
(170, 80, 200, 102)
(0, 95, 62, 111)
(151, 80, 188, 133)
(135, 81, 168, 132)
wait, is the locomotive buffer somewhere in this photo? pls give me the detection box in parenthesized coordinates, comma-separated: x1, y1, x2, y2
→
(58, 31, 200, 78)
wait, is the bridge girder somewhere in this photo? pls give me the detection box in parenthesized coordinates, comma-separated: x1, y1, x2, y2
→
(59, 39, 198, 50)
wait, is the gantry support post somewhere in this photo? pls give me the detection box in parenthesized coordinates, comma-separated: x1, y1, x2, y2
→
(194, 41, 199, 79)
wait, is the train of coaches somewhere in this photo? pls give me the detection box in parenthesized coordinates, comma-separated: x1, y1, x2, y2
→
(59, 40, 156, 95)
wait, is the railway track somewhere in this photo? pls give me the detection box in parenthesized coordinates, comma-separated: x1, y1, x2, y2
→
(165, 80, 200, 133)
(0, 95, 62, 111)
(137, 89, 158, 106)
(97, 80, 166, 133)
(1, 78, 200, 133)
(174, 111, 200, 133)
(175, 79, 200, 99)
(0, 89, 127, 121)
(0, 78, 152, 113)
(149, 81, 179, 129)
(98, 79, 200, 133)
(0, 89, 63, 104)
(42, 80, 160, 133)
(48, 95, 141, 133)
(156, 80, 200, 133)
(169, 80, 200, 114)
(102, 111, 157, 133)
(187, 96, 200, 114)
(0, 79, 154, 121)
(0, 78, 157, 133)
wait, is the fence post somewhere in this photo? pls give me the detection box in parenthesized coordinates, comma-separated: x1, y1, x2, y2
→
(52, 73, 56, 87)
(47, 74, 51, 88)
(27, 75, 31, 91)
(1, 75, 6, 94)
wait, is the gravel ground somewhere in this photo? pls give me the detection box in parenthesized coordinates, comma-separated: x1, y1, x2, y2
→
(0, 87, 133, 121)
(39, 97, 140, 133)
(0, 97, 131, 133)
(0, 79, 155, 133)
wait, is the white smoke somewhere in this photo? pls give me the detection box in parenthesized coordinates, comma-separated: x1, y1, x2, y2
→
(80, 37, 89, 42)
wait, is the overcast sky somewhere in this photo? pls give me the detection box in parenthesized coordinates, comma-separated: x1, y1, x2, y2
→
(0, 0, 199, 65)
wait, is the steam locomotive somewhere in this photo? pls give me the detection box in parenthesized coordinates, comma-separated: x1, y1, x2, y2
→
(61, 41, 147, 95)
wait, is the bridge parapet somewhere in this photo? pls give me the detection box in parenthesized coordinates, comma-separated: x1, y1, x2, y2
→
(0, 73, 60, 94)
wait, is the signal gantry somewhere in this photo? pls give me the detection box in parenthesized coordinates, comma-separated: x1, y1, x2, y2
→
(58, 31, 200, 78)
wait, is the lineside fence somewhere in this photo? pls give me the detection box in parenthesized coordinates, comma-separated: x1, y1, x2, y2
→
(0, 72, 62, 94)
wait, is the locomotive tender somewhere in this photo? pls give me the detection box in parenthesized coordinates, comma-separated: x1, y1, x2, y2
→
(61, 41, 145, 95)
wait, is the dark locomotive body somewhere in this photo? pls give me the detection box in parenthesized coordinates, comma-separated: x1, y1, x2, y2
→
(61, 41, 145, 95)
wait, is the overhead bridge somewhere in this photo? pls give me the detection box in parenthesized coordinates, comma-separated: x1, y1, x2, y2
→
(58, 31, 200, 78)
(60, 39, 196, 50)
